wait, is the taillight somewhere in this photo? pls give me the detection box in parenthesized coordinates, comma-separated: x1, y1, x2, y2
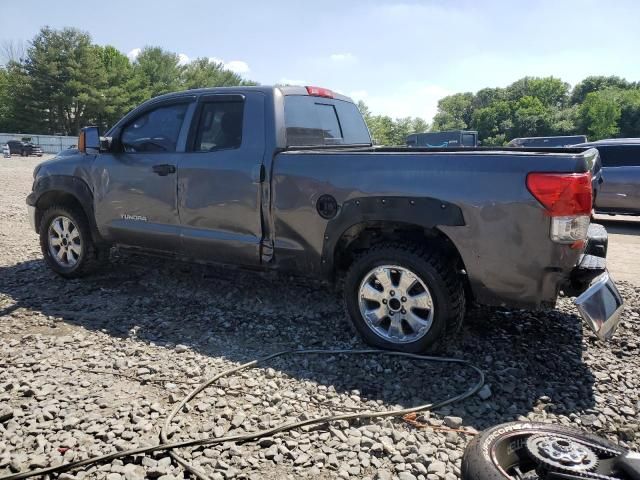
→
(306, 86, 334, 98)
(527, 172, 592, 244)
(526, 172, 592, 216)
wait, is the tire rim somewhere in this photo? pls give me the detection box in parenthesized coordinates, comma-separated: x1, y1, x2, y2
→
(487, 429, 623, 480)
(357, 265, 435, 344)
(48, 215, 82, 268)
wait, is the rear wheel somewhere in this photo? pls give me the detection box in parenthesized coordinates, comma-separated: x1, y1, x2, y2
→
(39, 205, 108, 277)
(344, 243, 465, 353)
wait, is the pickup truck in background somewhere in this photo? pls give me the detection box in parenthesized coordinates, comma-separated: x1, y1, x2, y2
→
(26, 86, 623, 352)
(507, 135, 588, 148)
(406, 130, 478, 148)
(7, 139, 44, 157)
(572, 138, 640, 216)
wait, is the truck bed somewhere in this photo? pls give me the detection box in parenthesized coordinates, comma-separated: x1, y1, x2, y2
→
(269, 147, 600, 308)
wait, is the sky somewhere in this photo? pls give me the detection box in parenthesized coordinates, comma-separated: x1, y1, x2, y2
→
(1, 0, 639, 122)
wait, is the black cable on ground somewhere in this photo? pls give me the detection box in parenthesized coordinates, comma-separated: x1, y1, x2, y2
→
(0, 348, 485, 480)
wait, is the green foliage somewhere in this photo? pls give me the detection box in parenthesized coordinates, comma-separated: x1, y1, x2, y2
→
(357, 100, 430, 145)
(0, 27, 257, 135)
(431, 92, 473, 131)
(578, 89, 622, 139)
(506, 77, 569, 107)
(183, 58, 257, 89)
(133, 47, 183, 98)
(570, 76, 633, 105)
(430, 75, 640, 145)
(2, 26, 639, 145)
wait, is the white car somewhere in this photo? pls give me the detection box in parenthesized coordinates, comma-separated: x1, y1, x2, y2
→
(2, 144, 10, 158)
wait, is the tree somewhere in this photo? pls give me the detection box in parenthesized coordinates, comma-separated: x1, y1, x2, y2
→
(93, 45, 145, 130)
(183, 58, 257, 89)
(0, 60, 35, 133)
(0, 68, 9, 130)
(578, 89, 622, 140)
(617, 89, 640, 138)
(431, 92, 473, 130)
(133, 47, 183, 98)
(511, 96, 552, 138)
(570, 76, 633, 105)
(20, 27, 108, 135)
(473, 87, 506, 109)
(470, 100, 512, 140)
(506, 77, 570, 108)
(0, 39, 27, 66)
(357, 101, 429, 145)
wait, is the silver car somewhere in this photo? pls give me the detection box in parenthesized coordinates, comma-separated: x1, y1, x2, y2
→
(573, 139, 640, 216)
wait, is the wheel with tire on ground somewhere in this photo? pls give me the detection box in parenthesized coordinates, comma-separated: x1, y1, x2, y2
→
(344, 243, 465, 353)
(38, 205, 108, 278)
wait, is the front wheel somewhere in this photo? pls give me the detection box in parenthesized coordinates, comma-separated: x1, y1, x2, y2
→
(39, 205, 108, 277)
(344, 243, 465, 353)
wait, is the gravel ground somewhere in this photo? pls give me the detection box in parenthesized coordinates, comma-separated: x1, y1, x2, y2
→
(1, 156, 639, 480)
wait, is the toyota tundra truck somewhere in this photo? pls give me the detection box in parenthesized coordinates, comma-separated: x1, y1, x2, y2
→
(26, 86, 624, 352)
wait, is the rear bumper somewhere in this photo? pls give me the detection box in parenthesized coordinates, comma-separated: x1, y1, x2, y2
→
(565, 223, 624, 340)
(575, 271, 624, 340)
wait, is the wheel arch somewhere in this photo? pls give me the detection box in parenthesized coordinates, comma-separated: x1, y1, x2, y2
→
(30, 175, 103, 244)
(323, 196, 469, 287)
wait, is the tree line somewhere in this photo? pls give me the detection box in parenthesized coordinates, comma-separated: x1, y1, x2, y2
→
(1, 27, 638, 145)
(429, 76, 640, 145)
(0, 27, 256, 135)
(358, 76, 640, 145)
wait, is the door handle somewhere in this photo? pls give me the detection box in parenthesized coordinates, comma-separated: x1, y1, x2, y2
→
(152, 164, 176, 176)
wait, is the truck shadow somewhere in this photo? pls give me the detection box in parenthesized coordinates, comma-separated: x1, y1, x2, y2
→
(0, 253, 606, 432)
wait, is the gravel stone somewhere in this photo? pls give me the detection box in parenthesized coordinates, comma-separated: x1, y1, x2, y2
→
(428, 460, 447, 475)
(443, 416, 463, 429)
(0, 156, 639, 480)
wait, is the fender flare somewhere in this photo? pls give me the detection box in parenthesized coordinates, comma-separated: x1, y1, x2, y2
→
(27, 175, 103, 243)
(320, 196, 465, 276)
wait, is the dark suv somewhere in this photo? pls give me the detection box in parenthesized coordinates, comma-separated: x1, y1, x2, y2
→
(7, 140, 43, 157)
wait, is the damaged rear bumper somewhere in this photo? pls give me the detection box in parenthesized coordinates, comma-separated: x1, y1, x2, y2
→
(575, 271, 624, 341)
(565, 223, 624, 340)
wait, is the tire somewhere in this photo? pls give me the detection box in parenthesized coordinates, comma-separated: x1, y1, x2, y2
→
(21, 149, 26, 157)
(461, 422, 626, 480)
(344, 243, 465, 353)
(39, 205, 108, 278)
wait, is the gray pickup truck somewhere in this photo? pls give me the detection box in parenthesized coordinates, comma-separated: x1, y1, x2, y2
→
(26, 86, 623, 352)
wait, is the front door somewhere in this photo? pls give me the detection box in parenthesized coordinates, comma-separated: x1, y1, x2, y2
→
(177, 92, 265, 265)
(92, 99, 194, 252)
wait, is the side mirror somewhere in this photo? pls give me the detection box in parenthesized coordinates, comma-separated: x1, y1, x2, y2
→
(78, 126, 101, 153)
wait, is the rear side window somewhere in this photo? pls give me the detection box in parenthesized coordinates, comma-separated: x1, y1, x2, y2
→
(598, 145, 640, 167)
(121, 103, 188, 153)
(192, 101, 244, 152)
(284, 96, 371, 147)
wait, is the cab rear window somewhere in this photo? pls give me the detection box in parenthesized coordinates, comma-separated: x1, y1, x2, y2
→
(284, 96, 371, 147)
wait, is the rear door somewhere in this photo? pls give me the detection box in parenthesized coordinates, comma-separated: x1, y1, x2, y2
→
(177, 92, 265, 265)
(596, 145, 640, 214)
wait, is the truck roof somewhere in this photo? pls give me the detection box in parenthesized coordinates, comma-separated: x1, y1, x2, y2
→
(148, 85, 354, 103)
